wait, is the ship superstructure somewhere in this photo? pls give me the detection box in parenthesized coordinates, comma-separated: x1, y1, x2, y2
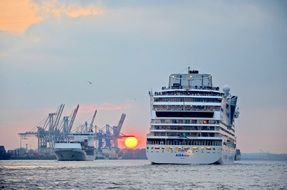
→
(146, 68, 239, 164)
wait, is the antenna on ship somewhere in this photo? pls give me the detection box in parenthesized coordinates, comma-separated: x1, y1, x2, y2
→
(188, 66, 199, 74)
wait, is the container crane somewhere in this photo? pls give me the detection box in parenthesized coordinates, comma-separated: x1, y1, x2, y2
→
(112, 113, 126, 148)
(105, 125, 112, 149)
(89, 109, 97, 132)
(18, 104, 65, 151)
(67, 104, 79, 133)
(75, 108, 97, 133)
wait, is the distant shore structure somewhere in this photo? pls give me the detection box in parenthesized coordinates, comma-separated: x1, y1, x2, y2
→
(146, 67, 239, 164)
(18, 104, 127, 160)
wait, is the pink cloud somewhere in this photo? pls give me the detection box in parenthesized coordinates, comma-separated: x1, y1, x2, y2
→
(79, 103, 132, 113)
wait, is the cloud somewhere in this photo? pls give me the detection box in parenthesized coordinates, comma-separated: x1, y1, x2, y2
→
(0, 0, 104, 34)
(0, 0, 42, 33)
(36, 0, 104, 18)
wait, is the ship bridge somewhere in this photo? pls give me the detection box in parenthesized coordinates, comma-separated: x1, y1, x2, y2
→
(168, 69, 213, 90)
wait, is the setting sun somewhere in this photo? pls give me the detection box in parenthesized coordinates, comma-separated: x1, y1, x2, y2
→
(124, 137, 138, 149)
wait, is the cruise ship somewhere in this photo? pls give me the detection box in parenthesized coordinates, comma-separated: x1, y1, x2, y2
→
(54, 132, 96, 161)
(146, 68, 239, 164)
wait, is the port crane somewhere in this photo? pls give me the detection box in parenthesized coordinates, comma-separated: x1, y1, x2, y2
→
(98, 113, 126, 150)
(19, 104, 128, 159)
(18, 104, 79, 151)
(75, 109, 97, 133)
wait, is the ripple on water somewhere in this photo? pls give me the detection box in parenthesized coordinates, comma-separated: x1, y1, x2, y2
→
(0, 160, 287, 189)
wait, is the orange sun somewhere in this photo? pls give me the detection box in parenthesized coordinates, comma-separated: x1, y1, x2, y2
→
(124, 137, 138, 149)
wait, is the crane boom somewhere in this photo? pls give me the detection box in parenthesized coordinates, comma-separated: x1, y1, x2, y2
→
(89, 109, 97, 131)
(115, 113, 126, 136)
(53, 104, 65, 130)
(68, 104, 79, 132)
(112, 113, 126, 148)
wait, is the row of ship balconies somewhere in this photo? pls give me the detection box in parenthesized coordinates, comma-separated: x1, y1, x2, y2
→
(151, 118, 220, 125)
(153, 97, 222, 103)
(151, 125, 218, 131)
(148, 131, 220, 138)
(149, 125, 235, 138)
(150, 119, 235, 136)
(153, 105, 221, 112)
(154, 89, 222, 97)
(147, 138, 222, 146)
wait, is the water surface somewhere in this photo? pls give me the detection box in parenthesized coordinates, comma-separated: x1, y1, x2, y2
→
(0, 160, 286, 189)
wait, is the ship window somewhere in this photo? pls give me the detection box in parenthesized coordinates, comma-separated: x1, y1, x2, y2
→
(156, 112, 214, 118)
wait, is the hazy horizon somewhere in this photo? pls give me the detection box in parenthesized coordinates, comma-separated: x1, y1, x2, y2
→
(0, 0, 286, 153)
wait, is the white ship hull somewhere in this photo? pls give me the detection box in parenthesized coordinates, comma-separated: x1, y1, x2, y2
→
(146, 145, 235, 165)
(54, 143, 95, 161)
(54, 149, 95, 161)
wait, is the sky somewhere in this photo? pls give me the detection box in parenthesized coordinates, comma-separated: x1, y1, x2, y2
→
(0, 0, 286, 153)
